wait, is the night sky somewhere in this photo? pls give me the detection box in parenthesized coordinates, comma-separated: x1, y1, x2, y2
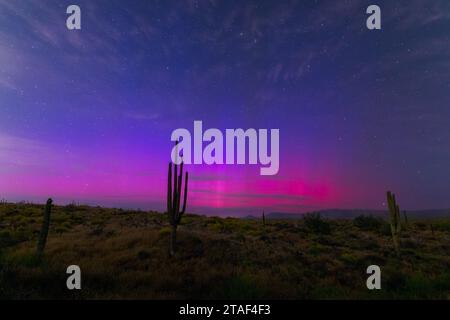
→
(0, 0, 449, 215)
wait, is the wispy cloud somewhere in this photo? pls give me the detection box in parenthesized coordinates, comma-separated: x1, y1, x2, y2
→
(0, 133, 51, 171)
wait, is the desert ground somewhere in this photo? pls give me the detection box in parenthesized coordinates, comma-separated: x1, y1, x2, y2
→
(1, 202, 449, 299)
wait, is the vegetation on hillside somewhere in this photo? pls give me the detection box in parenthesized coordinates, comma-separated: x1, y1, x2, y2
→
(1, 202, 450, 299)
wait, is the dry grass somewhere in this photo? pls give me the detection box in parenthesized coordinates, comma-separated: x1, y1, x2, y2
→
(1, 202, 450, 299)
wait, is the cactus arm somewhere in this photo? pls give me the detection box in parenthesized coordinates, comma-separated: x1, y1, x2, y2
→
(167, 163, 173, 224)
(167, 163, 172, 212)
(177, 162, 183, 217)
(181, 172, 188, 215)
(173, 162, 178, 215)
(172, 140, 179, 219)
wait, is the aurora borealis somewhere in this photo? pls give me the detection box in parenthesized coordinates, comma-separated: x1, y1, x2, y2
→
(0, 0, 449, 215)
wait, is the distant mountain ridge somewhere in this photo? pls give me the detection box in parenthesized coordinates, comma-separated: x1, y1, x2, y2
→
(243, 209, 450, 220)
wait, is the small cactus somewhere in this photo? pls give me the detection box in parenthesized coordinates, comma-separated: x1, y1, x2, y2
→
(37, 198, 52, 255)
(387, 191, 401, 255)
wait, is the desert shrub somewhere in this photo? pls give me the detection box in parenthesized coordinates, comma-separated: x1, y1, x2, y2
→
(22, 207, 37, 217)
(303, 213, 331, 234)
(0, 230, 31, 247)
(216, 275, 266, 299)
(340, 252, 360, 264)
(433, 220, 450, 233)
(90, 215, 106, 226)
(64, 202, 78, 213)
(308, 243, 328, 256)
(221, 219, 241, 233)
(434, 272, 450, 291)
(207, 219, 240, 234)
(384, 267, 407, 290)
(402, 237, 421, 249)
(52, 213, 71, 223)
(207, 221, 223, 233)
(353, 215, 385, 232)
(159, 227, 171, 237)
(12, 215, 29, 227)
(4, 208, 19, 216)
(180, 216, 194, 225)
(387, 273, 450, 299)
(70, 214, 84, 224)
(414, 221, 428, 231)
(54, 222, 72, 234)
(8, 251, 43, 268)
(0, 231, 13, 247)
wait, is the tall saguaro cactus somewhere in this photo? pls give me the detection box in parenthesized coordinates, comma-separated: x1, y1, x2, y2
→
(387, 191, 401, 255)
(37, 198, 53, 255)
(167, 142, 189, 256)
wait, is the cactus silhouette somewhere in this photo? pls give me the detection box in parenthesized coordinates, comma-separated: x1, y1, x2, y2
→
(167, 142, 189, 256)
(387, 191, 401, 255)
(262, 211, 266, 228)
(37, 198, 52, 255)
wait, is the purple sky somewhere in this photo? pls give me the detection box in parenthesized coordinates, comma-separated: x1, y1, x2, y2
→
(0, 0, 449, 216)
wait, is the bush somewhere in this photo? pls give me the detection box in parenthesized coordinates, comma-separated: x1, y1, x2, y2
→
(216, 275, 266, 299)
(64, 202, 78, 213)
(303, 213, 331, 234)
(433, 220, 450, 233)
(0, 230, 30, 247)
(158, 227, 171, 237)
(308, 243, 328, 256)
(353, 215, 384, 231)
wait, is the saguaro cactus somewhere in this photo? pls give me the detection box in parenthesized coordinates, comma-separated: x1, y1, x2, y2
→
(387, 191, 401, 255)
(262, 211, 266, 227)
(167, 142, 189, 256)
(37, 198, 53, 255)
